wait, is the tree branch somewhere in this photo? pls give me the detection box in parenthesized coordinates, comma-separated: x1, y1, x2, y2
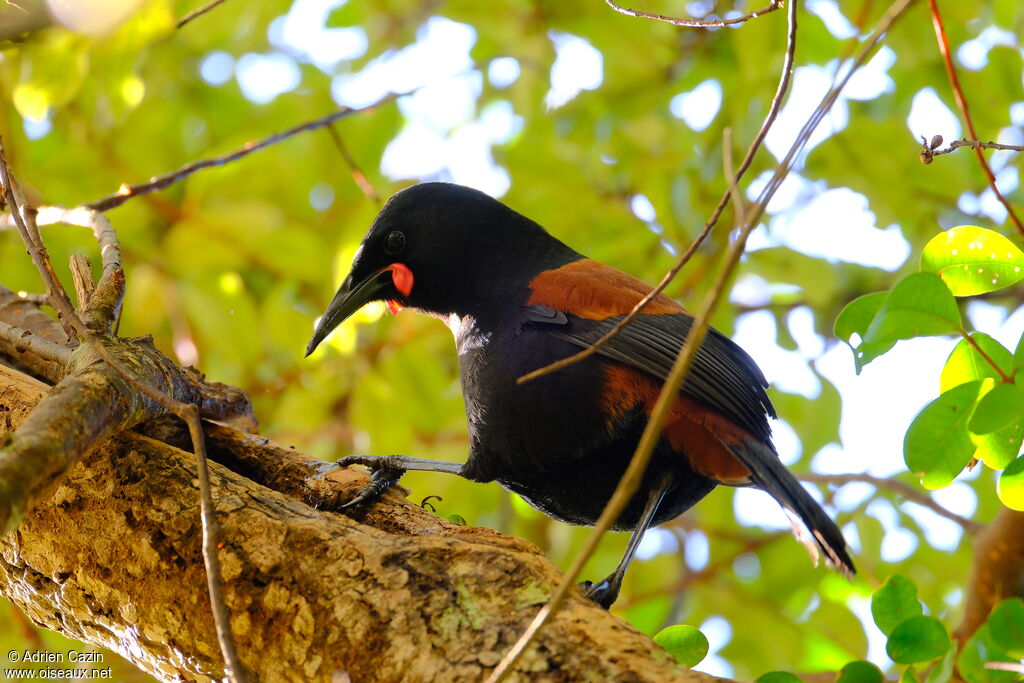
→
(0, 143, 250, 680)
(919, 135, 1024, 164)
(953, 507, 1024, 643)
(604, 0, 783, 28)
(0, 362, 721, 682)
(927, 0, 1024, 236)
(83, 93, 406, 213)
(325, 125, 381, 204)
(176, 0, 228, 28)
(0, 321, 72, 375)
(800, 473, 982, 534)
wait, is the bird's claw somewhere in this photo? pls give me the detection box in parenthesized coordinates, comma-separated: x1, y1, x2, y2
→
(578, 578, 616, 610)
(335, 455, 407, 509)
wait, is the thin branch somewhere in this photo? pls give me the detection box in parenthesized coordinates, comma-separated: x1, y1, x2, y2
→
(1, 176, 75, 337)
(927, 0, 1024, 236)
(12, 292, 49, 306)
(70, 254, 96, 311)
(800, 473, 982, 533)
(325, 124, 381, 204)
(520, 0, 799, 387)
(1, 206, 123, 282)
(84, 92, 406, 213)
(176, 0, 227, 28)
(0, 320, 73, 368)
(487, 3, 801, 680)
(0, 143, 247, 682)
(919, 135, 1024, 164)
(605, 0, 783, 28)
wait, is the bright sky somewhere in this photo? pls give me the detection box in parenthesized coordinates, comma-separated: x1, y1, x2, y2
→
(28, 0, 1024, 676)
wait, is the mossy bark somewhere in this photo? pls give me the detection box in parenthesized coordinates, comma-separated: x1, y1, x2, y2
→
(1, 364, 720, 682)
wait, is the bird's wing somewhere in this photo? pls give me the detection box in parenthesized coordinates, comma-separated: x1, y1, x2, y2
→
(521, 304, 775, 443)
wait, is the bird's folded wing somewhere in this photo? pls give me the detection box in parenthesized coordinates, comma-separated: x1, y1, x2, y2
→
(522, 305, 775, 443)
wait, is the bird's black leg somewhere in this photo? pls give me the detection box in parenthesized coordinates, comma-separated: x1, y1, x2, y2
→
(581, 471, 674, 609)
(333, 455, 465, 509)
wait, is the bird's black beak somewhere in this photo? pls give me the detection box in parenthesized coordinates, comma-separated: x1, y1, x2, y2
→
(305, 268, 393, 357)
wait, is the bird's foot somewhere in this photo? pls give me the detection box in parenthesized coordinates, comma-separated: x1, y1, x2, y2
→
(334, 455, 407, 509)
(578, 578, 619, 610)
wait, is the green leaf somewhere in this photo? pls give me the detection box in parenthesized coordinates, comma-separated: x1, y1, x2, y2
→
(886, 616, 951, 664)
(834, 291, 895, 372)
(958, 623, 1021, 683)
(904, 380, 986, 489)
(863, 272, 962, 345)
(940, 334, 1013, 392)
(446, 514, 468, 526)
(921, 225, 1024, 296)
(871, 575, 923, 636)
(969, 383, 1024, 435)
(652, 624, 709, 668)
(997, 456, 1024, 511)
(755, 673, 803, 683)
(950, 342, 1024, 467)
(837, 660, 884, 683)
(971, 417, 1024, 471)
(925, 645, 956, 683)
(900, 667, 920, 683)
(1014, 332, 1024, 372)
(987, 598, 1024, 658)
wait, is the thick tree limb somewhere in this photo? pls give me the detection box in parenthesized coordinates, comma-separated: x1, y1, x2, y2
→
(0, 362, 721, 682)
(954, 507, 1024, 644)
(0, 333, 253, 533)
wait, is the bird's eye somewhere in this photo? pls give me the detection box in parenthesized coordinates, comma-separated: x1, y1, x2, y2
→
(384, 231, 406, 255)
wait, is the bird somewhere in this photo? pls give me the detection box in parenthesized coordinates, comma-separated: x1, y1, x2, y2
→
(306, 181, 854, 608)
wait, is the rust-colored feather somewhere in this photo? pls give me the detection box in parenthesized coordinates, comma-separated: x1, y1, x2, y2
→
(527, 259, 684, 319)
(601, 365, 753, 485)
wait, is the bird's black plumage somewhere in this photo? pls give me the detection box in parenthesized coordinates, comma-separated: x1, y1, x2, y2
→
(307, 182, 854, 608)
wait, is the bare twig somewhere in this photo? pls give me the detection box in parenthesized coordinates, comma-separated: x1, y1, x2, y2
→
(520, 0, 798, 386)
(2, 206, 123, 282)
(70, 254, 96, 310)
(176, 0, 228, 28)
(927, 0, 1024, 236)
(0, 320, 73, 369)
(325, 125, 381, 204)
(0, 143, 247, 682)
(1, 175, 75, 336)
(919, 135, 1024, 164)
(487, 3, 801, 680)
(800, 473, 982, 533)
(84, 92, 406, 213)
(11, 292, 49, 306)
(605, 0, 783, 28)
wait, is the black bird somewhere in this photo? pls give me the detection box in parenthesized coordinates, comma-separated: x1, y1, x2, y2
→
(306, 182, 854, 608)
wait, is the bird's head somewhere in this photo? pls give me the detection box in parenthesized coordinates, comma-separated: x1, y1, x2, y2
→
(305, 182, 577, 356)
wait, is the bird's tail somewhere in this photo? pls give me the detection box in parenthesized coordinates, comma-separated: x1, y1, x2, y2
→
(728, 439, 855, 578)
